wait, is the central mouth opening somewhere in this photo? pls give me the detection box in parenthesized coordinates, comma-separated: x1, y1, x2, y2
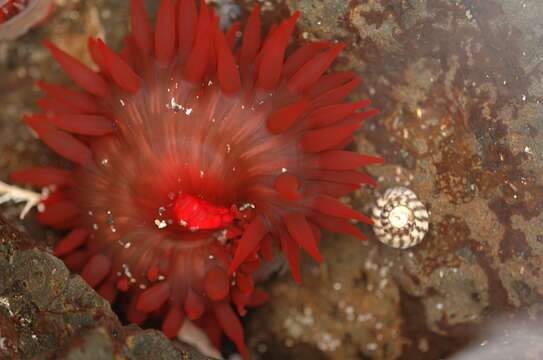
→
(173, 192, 234, 231)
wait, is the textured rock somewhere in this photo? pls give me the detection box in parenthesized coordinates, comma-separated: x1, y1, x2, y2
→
(246, 240, 402, 359)
(0, 216, 210, 359)
(245, 0, 543, 359)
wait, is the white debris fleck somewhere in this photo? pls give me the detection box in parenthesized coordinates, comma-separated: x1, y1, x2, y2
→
(0, 297, 14, 317)
(0, 181, 45, 219)
(207, 0, 241, 30)
(317, 332, 341, 352)
(168, 97, 183, 112)
(178, 319, 223, 359)
(357, 313, 372, 322)
(154, 219, 168, 229)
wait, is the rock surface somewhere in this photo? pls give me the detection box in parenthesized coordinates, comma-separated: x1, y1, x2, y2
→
(0, 215, 210, 360)
(244, 0, 543, 359)
(0, 0, 542, 359)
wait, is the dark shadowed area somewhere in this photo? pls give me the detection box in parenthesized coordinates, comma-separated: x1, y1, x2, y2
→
(0, 0, 541, 359)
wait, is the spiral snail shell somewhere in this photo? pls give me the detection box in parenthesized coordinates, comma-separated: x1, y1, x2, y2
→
(371, 187, 429, 249)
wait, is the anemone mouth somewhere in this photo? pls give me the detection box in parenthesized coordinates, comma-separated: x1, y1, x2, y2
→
(76, 168, 238, 247)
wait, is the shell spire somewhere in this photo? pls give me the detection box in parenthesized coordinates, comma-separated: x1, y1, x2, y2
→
(372, 187, 429, 249)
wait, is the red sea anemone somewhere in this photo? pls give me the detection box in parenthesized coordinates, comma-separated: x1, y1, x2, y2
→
(12, 0, 382, 356)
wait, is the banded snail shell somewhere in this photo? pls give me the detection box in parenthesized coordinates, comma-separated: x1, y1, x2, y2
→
(371, 187, 429, 249)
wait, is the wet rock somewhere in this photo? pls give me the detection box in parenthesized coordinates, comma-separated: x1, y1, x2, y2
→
(246, 240, 403, 360)
(61, 327, 115, 360)
(245, 0, 543, 359)
(124, 326, 190, 360)
(0, 215, 211, 360)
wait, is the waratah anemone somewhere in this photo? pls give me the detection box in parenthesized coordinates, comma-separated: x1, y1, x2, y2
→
(12, 0, 382, 356)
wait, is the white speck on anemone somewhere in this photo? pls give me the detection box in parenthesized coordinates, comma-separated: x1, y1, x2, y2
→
(371, 187, 429, 249)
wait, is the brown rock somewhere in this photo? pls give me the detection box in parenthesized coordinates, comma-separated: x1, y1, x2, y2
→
(0, 215, 211, 360)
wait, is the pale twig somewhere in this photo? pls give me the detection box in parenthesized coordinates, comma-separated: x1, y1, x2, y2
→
(178, 319, 223, 359)
(0, 180, 44, 219)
